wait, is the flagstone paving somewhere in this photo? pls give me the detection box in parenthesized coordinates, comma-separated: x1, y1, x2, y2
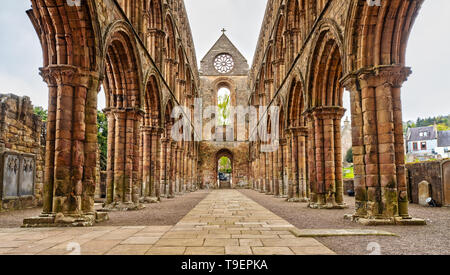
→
(0, 190, 335, 255)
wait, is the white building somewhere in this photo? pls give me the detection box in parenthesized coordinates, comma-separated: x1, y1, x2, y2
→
(406, 126, 437, 156)
(436, 131, 450, 158)
(406, 126, 450, 161)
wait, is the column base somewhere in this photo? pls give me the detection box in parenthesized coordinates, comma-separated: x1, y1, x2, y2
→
(22, 211, 109, 228)
(344, 214, 427, 226)
(308, 202, 349, 209)
(287, 197, 310, 203)
(140, 197, 160, 204)
(101, 202, 145, 212)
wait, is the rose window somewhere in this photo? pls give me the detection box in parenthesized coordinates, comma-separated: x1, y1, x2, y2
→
(214, 54, 234, 73)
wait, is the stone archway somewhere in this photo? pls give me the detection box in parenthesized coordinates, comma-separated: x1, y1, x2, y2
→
(215, 149, 234, 189)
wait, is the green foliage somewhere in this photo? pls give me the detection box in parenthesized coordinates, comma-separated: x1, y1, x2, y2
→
(345, 148, 353, 163)
(415, 115, 450, 128)
(404, 115, 450, 133)
(218, 93, 231, 126)
(218, 157, 231, 173)
(343, 167, 354, 179)
(97, 111, 108, 171)
(33, 107, 48, 122)
(436, 124, 450, 131)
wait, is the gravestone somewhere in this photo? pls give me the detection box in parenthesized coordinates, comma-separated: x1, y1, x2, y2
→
(19, 156, 35, 196)
(418, 181, 431, 206)
(2, 153, 35, 199)
(3, 154, 20, 198)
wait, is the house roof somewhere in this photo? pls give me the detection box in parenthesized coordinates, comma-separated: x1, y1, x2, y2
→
(406, 126, 437, 142)
(438, 131, 450, 147)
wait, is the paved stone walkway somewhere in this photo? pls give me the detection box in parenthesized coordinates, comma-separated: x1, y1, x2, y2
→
(0, 190, 335, 255)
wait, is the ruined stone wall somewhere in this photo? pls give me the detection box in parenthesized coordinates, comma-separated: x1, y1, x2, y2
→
(198, 73, 251, 189)
(406, 161, 445, 206)
(0, 94, 44, 211)
(198, 142, 249, 189)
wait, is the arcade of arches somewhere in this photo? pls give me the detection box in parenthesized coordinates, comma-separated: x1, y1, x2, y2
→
(23, 0, 426, 227)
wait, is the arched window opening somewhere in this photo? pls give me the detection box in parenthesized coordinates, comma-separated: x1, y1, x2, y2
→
(217, 87, 231, 126)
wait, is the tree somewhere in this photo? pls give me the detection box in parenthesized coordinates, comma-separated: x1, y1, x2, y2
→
(97, 111, 108, 171)
(218, 157, 231, 173)
(345, 148, 353, 163)
(218, 94, 231, 126)
(33, 106, 48, 122)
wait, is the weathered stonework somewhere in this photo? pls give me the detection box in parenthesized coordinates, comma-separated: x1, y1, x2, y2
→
(0, 94, 44, 212)
(248, 0, 425, 225)
(198, 33, 251, 190)
(22, 0, 427, 227)
(406, 160, 450, 207)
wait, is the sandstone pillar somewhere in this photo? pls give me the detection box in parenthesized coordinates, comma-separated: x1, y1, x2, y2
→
(296, 127, 309, 202)
(151, 127, 162, 199)
(285, 130, 294, 199)
(160, 137, 169, 197)
(147, 29, 165, 68)
(279, 138, 287, 197)
(307, 106, 347, 209)
(105, 110, 116, 204)
(169, 141, 177, 197)
(24, 66, 103, 227)
(141, 126, 152, 198)
(341, 65, 425, 225)
(273, 145, 279, 197)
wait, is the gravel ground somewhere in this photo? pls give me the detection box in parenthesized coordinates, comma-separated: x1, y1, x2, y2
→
(102, 190, 210, 226)
(0, 190, 210, 228)
(240, 189, 450, 255)
(0, 207, 42, 228)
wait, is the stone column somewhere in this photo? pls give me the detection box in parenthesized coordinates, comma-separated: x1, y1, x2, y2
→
(265, 151, 271, 194)
(24, 66, 101, 227)
(176, 147, 183, 194)
(105, 109, 116, 204)
(160, 137, 169, 197)
(141, 125, 152, 198)
(169, 141, 177, 198)
(297, 127, 309, 202)
(147, 29, 165, 68)
(279, 138, 286, 197)
(341, 66, 425, 225)
(113, 110, 126, 203)
(288, 128, 300, 202)
(269, 151, 275, 195)
(307, 106, 347, 209)
(273, 144, 279, 197)
(151, 127, 162, 199)
(285, 130, 294, 200)
(306, 112, 317, 203)
(39, 68, 57, 215)
(82, 73, 101, 214)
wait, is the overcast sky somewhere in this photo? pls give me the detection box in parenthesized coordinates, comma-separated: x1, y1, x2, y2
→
(0, 1, 448, 122)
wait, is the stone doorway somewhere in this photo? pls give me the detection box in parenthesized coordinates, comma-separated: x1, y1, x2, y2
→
(216, 149, 233, 189)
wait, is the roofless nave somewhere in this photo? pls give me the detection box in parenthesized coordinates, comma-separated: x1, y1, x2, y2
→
(22, 0, 426, 227)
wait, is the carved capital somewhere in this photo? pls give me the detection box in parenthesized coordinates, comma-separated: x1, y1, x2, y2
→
(358, 65, 412, 89)
(311, 106, 346, 120)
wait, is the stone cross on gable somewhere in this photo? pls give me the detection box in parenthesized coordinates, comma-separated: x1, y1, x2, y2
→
(221, 28, 226, 34)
